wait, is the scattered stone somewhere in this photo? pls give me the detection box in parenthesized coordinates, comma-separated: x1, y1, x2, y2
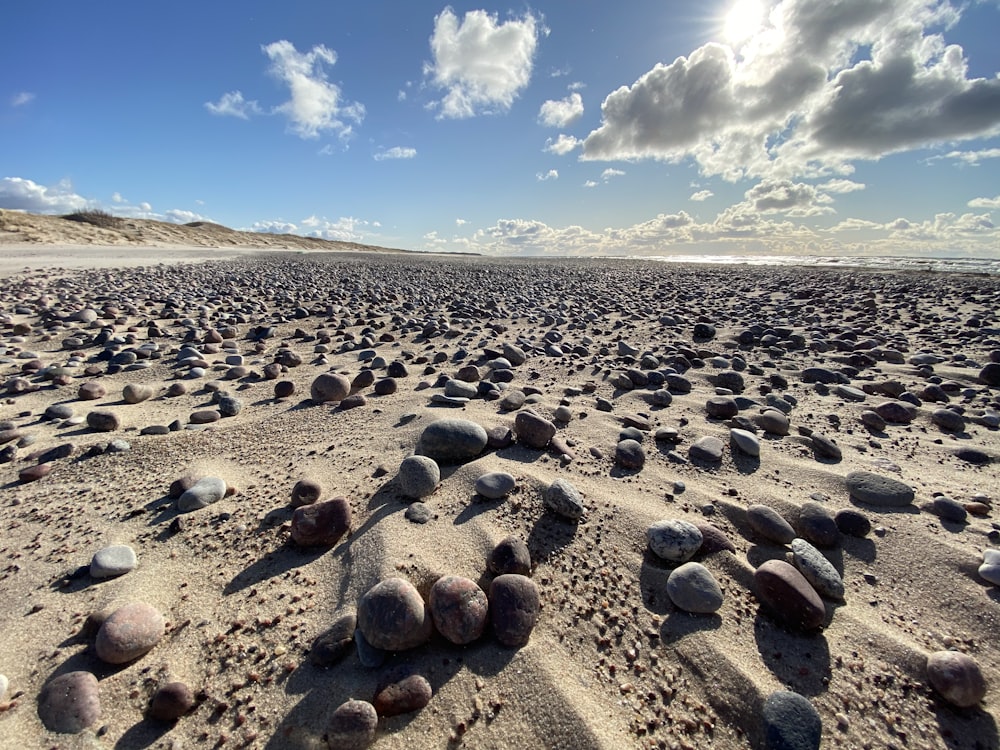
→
(490, 574, 540, 647)
(706, 396, 738, 419)
(372, 673, 433, 717)
(730, 428, 760, 457)
(747, 504, 796, 545)
(291, 477, 322, 507)
(930, 494, 967, 523)
(756, 409, 790, 435)
(475, 471, 516, 499)
(177, 476, 227, 512)
(790, 538, 845, 600)
(544, 478, 586, 520)
(762, 690, 822, 750)
(38, 671, 101, 733)
(429, 575, 489, 645)
(754, 559, 826, 631)
(397, 455, 440, 499)
(357, 578, 433, 651)
(310, 612, 357, 667)
(615, 438, 645, 469)
(87, 410, 120, 432)
(796, 501, 840, 548)
(123, 383, 154, 404)
(845, 471, 915, 507)
(926, 651, 987, 707)
(488, 536, 531, 575)
(291, 497, 351, 546)
(19, 463, 51, 483)
(834, 508, 871, 537)
(148, 682, 195, 721)
(90, 544, 137, 578)
(415, 418, 488, 463)
(666, 562, 724, 613)
(810, 433, 842, 460)
(326, 699, 378, 750)
(695, 522, 736, 554)
(310, 372, 351, 403)
(647, 519, 703, 563)
(404, 502, 432, 523)
(977, 549, 1000, 585)
(689, 435, 724, 463)
(514, 410, 557, 449)
(95, 602, 165, 663)
(78, 381, 106, 400)
(875, 400, 916, 424)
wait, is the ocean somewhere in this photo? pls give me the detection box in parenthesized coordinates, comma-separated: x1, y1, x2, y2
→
(627, 254, 1000, 276)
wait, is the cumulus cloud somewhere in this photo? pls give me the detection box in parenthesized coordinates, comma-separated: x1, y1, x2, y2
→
(746, 179, 819, 213)
(538, 92, 584, 127)
(251, 220, 298, 234)
(164, 209, 211, 224)
(205, 90, 261, 119)
(374, 146, 417, 161)
(968, 195, 1000, 209)
(931, 147, 1000, 166)
(690, 189, 714, 201)
(819, 178, 865, 193)
(543, 134, 581, 155)
(425, 8, 540, 118)
(581, 0, 1000, 181)
(263, 40, 364, 139)
(300, 214, 375, 242)
(11, 92, 35, 107)
(0, 177, 91, 213)
(536, 169, 559, 181)
(601, 168, 625, 181)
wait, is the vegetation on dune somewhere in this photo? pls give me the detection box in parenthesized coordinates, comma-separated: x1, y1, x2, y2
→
(61, 208, 124, 229)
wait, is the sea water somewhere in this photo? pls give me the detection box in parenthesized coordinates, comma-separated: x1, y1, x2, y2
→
(627, 254, 1000, 276)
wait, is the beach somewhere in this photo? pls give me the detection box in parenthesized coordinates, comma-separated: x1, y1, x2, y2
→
(0, 230, 998, 749)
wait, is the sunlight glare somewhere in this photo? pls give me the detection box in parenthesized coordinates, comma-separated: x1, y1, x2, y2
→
(723, 0, 764, 45)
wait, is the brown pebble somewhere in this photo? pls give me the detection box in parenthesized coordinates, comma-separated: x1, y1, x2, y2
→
(149, 681, 195, 721)
(372, 673, 432, 717)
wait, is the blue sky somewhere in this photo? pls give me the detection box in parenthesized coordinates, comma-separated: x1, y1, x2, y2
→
(2, 0, 999, 257)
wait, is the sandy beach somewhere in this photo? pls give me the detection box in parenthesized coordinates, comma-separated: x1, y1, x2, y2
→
(0, 219, 998, 749)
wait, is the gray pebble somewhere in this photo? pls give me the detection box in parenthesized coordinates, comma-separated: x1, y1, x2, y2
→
(90, 544, 137, 578)
(647, 519, 703, 563)
(666, 561, 723, 613)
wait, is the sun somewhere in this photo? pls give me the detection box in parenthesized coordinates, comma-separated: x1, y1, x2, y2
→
(722, 0, 764, 45)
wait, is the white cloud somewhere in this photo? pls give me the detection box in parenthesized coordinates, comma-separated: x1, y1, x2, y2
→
(164, 209, 211, 224)
(968, 195, 1000, 209)
(601, 168, 625, 181)
(690, 189, 714, 201)
(11, 92, 35, 107)
(299, 215, 375, 242)
(251, 220, 298, 234)
(746, 179, 819, 213)
(425, 8, 540, 119)
(205, 90, 261, 119)
(455, 218, 468, 226)
(932, 147, 1000, 166)
(111, 192, 125, 203)
(374, 146, 417, 161)
(536, 169, 559, 181)
(263, 40, 364, 139)
(538, 92, 584, 128)
(0, 177, 90, 213)
(583, 180, 598, 188)
(543, 134, 581, 155)
(818, 178, 865, 193)
(581, 0, 1000, 182)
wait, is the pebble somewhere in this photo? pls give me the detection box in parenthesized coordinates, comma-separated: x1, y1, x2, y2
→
(666, 561, 724, 613)
(845, 470, 915, 507)
(44, 403, 74, 420)
(86, 410, 120, 432)
(544, 478, 586, 520)
(372, 673, 433, 717)
(706, 396, 738, 419)
(122, 383, 154, 404)
(796, 501, 840, 548)
(647, 519, 703, 563)
(875, 400, 916, 424)
(37, 671, 101, 733)
(977, 549, 1000, 585)
(926, 651, 987, 707)
(291, 477, 322, 507)
(397, 455, 440, 499)
(754, 559, 826, 631)
(416, 418, 488, 463)
(310, 372, 351, 403)
(218, 395, 242, 417)
(404, 502, 432, 523)
(488, 535, 532, 575)
(78, 381, 106, 400)
(19, 463, 51, 483)
(90, 544, 137, 578)
(930, 494, 967, 523)
(694, 522, 736, 554)
(615, 438, 645, 469)
(747, 504, 796, 545)
(860, 409, 886, 431)
(490, 574, 540, 647)
(95, 601, 165, 663)
(762, 690, 822, 750)
(810, 433, 842, 460)
(689, 435, 724, 462)
(177, 476, 228, 512)
(357, 578, 433, 651)
(310, 612, 357, 666)
(475, 471, 516, 499)
(514, 410, 557, 449)
(290, 497, 351, 546)
(499, 390, 526, 410)
(429, 575, 489, 645)
(755, 409, 790, 435)
(729, 428, 760, 457)
(148, 681, 195, 721)
(790, 538, 845, 600)
(326, 699, 378, 750)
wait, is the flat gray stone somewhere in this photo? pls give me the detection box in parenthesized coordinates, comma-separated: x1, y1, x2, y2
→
(647, 519, 703, 563)
(416, 419, 488, 463)
(978, 549, 1000, 585)
(475, 471, 516, 499)
(177, 476, 227, 512)
(845, 471, 914, 507)
(90, 544, 137, 578)
(544, 478, 585, 520)
(791, 538, 844, 600)
(689, 435, 724, 462)
(730, 428, 760, 457)
(666, 561, 723, 613)
(747, 504, 795, 544)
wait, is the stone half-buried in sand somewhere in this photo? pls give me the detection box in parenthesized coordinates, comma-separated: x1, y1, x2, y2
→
(415, 418, 488, 464)
(37, 671, 101, 734)
(357, 577, 433, 652)
(290, 497, 351, 547)
(95, 602, 166, 664)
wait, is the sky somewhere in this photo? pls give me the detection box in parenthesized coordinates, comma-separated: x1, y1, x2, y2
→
(2, 0, 999, 258)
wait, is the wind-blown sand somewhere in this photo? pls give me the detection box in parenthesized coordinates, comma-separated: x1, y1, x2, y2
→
(0, 221, 998, 749)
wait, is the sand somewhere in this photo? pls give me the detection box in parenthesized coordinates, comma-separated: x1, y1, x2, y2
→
(0, 215, 998, 749)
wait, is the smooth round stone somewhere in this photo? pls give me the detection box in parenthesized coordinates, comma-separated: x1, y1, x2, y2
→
(756, 409, 790, 435)
(695, 522, 736, 554)
(875, 400, 916, 424)
(980, 362, 1000, 387)
(835, 384, 867, 402)
(87, 410, 120, 432)
(802, 367, 840, 384)
(845, 471, 915, 507)
(754, 559, 825, 631)
(372, 673, 433, 717)
(218, 395, 243, 417)
(615, 438, 646, 469)
(488, 535, 531, 575)
(810, 433, 842, 460)
(148, 681, 195, 721)
(416, 418, 488, 463)
(45, 403, 75, 420)
(177, 476, 227, 512)
(310, 372, 351, 403)
(835, 508, 871, 537)
(291, 477, 322, 507)
(326, 699, 378, 750)
(706, 396, 739, 419)
(514, 410, 557, 449)
(404, 502, 432, 523)
(189, 409, 221, 424)
(666, 562, 723, 613)
(762, 690, 822, 750)
(499, 390, 526, 411)
(797, 501, 839, 548)
(291, 497, 351, 546)
(747, 504, 796, 545)
(397, 455, 440, 499)
(38, 671, 101, 733)
(931, 408, 965, 433)
(19, 463, 51, 483)
(926, 651, 987, 707)
(374, 378, 397, 395)
(90, 544, 137, 578)
(730, 428, 760, 457)
(96, 602, 165, 663)
(977, 549, 1000, 585)
(931, 494, 967, 523)
(553, 405, 573, 422)
(444, 379, 477, 399)
(429, 575, 489, 645)
(311, 612, 357, 667)
(274, 380, 295, 398)
(357, 578, 433, 651)
(165, 382, 187, 397)
(647, 519, 703, 563)
(689, 435, 724, 462)
(123, 383, 154, 404)
(860, 409, 886, 431)
(475, 471, 516, 499)
(489, 574, 540, 647)
(543, 478, 586, 520)
(430, 393, 468, 406)
(791, 538, 845, 600)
